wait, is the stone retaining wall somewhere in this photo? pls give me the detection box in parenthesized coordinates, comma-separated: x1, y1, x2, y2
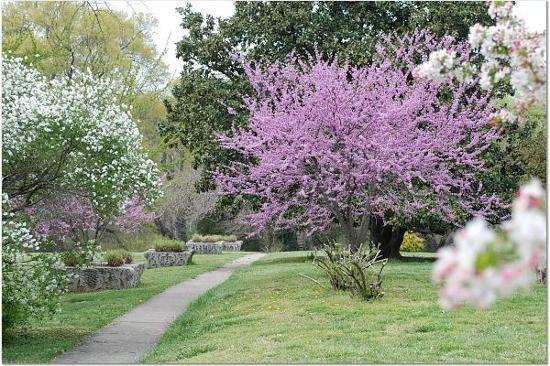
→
(186, 241, 223, 254)
(66, 263, 145, 292)
(144, 249, 194, 267)
(185, 240, 243, 254)
(221, 241, 243, 251)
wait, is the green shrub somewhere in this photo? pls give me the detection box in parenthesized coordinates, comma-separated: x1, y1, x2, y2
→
(313, 242, 348, 290)
(191, 234, 237, 242)
(59, 241, 101, 267)
(401, 231, 425, 252)
(103, 250, 133, 267)
(60, 250, 86, 267)
(2, 205, 69, 329)
(121, 251, 134, 264)
(314, 242, 387, 301)
(154, 239, 184, 252)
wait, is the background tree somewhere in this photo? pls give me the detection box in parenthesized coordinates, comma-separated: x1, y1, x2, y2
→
(215, 32, 503, 256)
(155, 166, 217, 241)
(2, 1, 168, 91)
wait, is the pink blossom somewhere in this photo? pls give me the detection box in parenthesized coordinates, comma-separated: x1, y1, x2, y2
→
(114, 196, 159, 233)
(415, 1, 546, 116)
(215, 31, 502, 242)
(28, 193, 158, 242)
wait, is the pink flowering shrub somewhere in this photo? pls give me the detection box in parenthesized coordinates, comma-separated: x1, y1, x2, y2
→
(215, 31, 503, 251)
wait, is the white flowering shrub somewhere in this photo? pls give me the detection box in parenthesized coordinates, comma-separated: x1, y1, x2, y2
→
(433, 179, 546, 309)
(414, 1, 547, 309)
(415, 1, 546, 116)
(2, 55, 161, 218)
(2, 195, 69, 328)
(2, 56, 162, 328)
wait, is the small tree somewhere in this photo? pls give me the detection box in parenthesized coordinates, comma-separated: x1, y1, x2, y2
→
(155, 167, 217, 240)
(27, 193, 158, 246)
(2, 55, 161, 217)
(2, 56, 161, 327)
(215, 31, 503, 254)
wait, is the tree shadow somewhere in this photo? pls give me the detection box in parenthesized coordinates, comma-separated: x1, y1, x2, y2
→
(254, 253, 315, 266)
(392, 255, 436, 263)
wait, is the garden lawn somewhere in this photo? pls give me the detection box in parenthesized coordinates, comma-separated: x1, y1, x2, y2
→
(142, 251, 547, 364)
(2, 252, 246, 364)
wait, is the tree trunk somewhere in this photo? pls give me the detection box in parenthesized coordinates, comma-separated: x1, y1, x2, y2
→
(336, 212, 367, 253)
(369, 216, 405, 259)
(379, 227, 405, 259)
(346, 219, 371, 253)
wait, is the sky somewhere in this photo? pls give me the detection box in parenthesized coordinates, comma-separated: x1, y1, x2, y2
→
(107, 1, 547, 77)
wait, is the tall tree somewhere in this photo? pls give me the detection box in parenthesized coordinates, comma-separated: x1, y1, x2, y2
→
(2, 1, 168, 92)
(163, 1, 494, 191)
(215, 32, 503, 256)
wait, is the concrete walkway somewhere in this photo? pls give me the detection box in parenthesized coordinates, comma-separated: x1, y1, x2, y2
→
(53, 253, 265, 364)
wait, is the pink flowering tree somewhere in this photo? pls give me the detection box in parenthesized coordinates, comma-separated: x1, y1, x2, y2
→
(215, 32, 503, 255)
(114, 195, 159, 234)
(27, 195, 99, 244)
(28, 193, 158, 246)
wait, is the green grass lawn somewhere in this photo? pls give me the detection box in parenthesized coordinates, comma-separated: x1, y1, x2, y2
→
(2, 252, 246, 364)
(142, 251, 547, 364)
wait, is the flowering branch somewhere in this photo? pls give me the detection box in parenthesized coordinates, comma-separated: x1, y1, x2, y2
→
(415, 1, 547, 309)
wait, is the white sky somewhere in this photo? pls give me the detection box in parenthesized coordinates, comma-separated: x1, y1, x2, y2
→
(106, 1, 235, 77)
(106, 1, 547, 77)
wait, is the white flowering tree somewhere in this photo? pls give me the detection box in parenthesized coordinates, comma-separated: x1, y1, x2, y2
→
(2, 55, 162, 327)
(3, 55, 161, 217)
(414, 1, 547, 310)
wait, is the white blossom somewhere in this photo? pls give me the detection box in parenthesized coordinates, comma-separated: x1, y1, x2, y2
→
(2, 194, 70, 324)
(414, 1, 546, 113)
(433, 179, 546, 310)
(2, 56, 162, 217)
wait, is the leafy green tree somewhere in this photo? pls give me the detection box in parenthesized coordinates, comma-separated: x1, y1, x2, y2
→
(2, 1, 168, 92)
(509, 104, 546, 185)
(163, 1, 494, 191)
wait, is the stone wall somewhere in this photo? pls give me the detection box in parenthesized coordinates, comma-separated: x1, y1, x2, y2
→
(220, 241, 243, 251)
(186, 241, 223, 254)
(186, 240, 243, 254)
(187, 240, 243, 254)
(66, 263, 145, 292)
(144, 249, 194, 268)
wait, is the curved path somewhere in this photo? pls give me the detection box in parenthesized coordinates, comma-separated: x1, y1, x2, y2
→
(53, 253, 265, 364)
